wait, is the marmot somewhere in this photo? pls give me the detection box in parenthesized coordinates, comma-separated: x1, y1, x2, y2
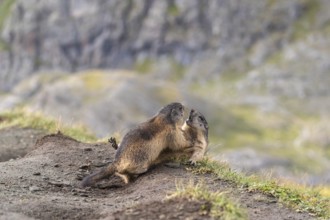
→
(110, 109, 209, 166)
(81, 102, 189, 187)
(152, 109, 209, 165)
(182, 109, 209, 164)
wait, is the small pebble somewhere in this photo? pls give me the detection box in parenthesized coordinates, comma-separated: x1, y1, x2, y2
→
(79, 165, 89, 170)
(29, 186, 41, 192)
(48, 181, 64, 187)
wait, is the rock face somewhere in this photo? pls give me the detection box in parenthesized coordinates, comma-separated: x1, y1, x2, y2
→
(1, 0, 329, 91)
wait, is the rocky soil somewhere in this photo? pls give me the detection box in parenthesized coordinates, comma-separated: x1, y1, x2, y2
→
(0, 127, 314, 220)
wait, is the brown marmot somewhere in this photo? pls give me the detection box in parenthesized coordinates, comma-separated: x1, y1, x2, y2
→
(152, 109, 209, 165)
(81, 102, 189, 187)
(110, 109, 209, 166)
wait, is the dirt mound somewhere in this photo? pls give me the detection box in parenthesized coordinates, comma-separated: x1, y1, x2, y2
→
(0, 127, 45, 162)
(0, 131, 314, 220)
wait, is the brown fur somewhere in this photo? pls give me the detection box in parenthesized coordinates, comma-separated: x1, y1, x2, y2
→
(152, 109, 209, 165)
(183, 109, 209, 164)
(81, 102, 189, 187)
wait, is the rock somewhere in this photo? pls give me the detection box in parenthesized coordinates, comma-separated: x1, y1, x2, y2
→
(48, 181, 71, 187)
(79, 164, 90, 170)
(29, 186, 41, 192)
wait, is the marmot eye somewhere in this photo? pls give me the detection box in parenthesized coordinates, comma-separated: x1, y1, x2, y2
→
(199, 116, 204, 122)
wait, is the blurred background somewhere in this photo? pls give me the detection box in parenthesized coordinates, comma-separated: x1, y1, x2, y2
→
(0, 0, 329, 186)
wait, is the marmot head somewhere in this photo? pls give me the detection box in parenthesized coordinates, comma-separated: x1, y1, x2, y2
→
(186, 109, 209, 134)
(158, 102, 185, 124)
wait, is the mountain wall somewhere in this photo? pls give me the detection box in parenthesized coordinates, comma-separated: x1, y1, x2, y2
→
(1, 0, 329, 91)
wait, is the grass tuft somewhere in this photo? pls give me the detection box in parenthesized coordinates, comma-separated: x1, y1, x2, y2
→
(0, 0, 15, 30)
(168, 180, 247, 220)
(0, 108, 97, 142)
(191, 158, 330, 219)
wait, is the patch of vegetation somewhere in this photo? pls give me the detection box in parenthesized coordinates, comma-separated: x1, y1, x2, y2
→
(169, 58, 186, 81)
(0, 0, 15, 31)
(0, 38, 9, 51)
(0, 109, 97, 142)
(323, 20, 330, 35)
(0, 0, 15, 51)
(201, 103, 326, 174)
(266, 50, 284, 65)
(292, 0, 320, 41)
(168, 180, 247, 220)
(190, 158, 330, 219)
(207, 106, 262, 148)
(167, 1, 180, 17)
(134, 57, 186, 80)
(266, 0, 277, 8)
(153, 86, 182, 104)
(134, 58, 154, 74)
(80, 70, 114, 91)
(220, 68, 246, 82)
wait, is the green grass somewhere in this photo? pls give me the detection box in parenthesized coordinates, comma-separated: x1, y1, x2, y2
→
(0, 0, 15, 51)
(168, 180, 247, 220)
(80, 70, 115, 91)
(0, 38, 8, 51)
(292, 0, 320, 41)
(202, 103, 327, 174)
(0, 0, 15, 30)
(167, 1, 180, 17)
(190, 158, 330, 219)
(133, 57, 186, 80)
(168, 58, 186, 81)
(220, 69, 246, 82)
(0, 109, 97, 142)
(134, 58, 154, 74)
